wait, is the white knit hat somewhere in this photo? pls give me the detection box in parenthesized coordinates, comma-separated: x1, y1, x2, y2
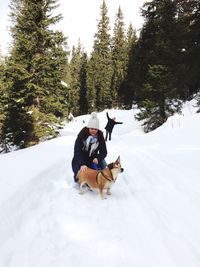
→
(87, 112, 99, 130)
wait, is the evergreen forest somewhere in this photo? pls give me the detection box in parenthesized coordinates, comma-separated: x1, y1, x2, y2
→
(0, 0, 200, 152)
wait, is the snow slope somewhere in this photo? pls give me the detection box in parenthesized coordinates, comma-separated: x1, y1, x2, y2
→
(0, 101, 200, 267)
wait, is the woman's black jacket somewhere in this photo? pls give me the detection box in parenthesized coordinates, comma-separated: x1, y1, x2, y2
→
(72, 127, 107, 166)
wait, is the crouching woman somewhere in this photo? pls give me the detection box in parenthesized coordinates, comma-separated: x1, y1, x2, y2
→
(71, 112, 107, 182)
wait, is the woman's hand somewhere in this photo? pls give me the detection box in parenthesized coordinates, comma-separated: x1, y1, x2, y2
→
(80, 165, 87, 172)
(93, 158, 98, 164)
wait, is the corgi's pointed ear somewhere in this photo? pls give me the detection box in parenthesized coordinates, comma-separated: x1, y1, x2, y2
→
(116, 156, 120, 163)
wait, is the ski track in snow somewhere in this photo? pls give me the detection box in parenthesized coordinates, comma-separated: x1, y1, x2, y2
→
(1, 107, 200, 267)
(1, 147, 197, 267)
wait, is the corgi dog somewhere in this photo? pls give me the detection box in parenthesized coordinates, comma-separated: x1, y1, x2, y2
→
(76, 156, 124, 199)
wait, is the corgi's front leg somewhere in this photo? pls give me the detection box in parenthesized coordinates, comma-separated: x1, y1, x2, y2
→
(106, 188, 111, 195)
(79, 183, 85, 194)
(99, 187, 105, 200)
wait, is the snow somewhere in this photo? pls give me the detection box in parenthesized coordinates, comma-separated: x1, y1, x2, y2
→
(0, 100, 200, 267)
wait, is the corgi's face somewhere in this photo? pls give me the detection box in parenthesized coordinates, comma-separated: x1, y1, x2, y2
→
(114, 156, 124, 173)
(107, 156, 124, 175)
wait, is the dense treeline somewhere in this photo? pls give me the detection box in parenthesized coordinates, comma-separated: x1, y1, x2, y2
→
(132, 0, 200, 132)
(0, 0, 69, 151)
(0, 0, 200, 152)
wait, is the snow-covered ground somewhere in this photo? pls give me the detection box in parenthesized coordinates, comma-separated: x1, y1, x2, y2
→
(0, 100, 200, 267)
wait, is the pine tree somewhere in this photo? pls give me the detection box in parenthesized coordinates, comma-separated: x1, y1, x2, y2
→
(111, 6, 127, 107)
(2, 0, 68, 150)
(68, 43, 82, 116)
(187, 0, 200, 98)
(175, 0, 198, 99)
(87, 0, 113, 111)
(191, 1, 200, 110)
(126, 24, 137, 57)
(67, 42, 88, 116)
(79, 52, 88, 114)
(125, 19, 154, 106)
(121, 23, 137, 108)
(0, 58, 6, 151)
(131, 0, 182, 132)
(135, 64, 181, 132)
(86, 55, 98, 112)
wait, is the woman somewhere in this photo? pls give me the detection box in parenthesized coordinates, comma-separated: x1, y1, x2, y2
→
(72, 112, 107, 182)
